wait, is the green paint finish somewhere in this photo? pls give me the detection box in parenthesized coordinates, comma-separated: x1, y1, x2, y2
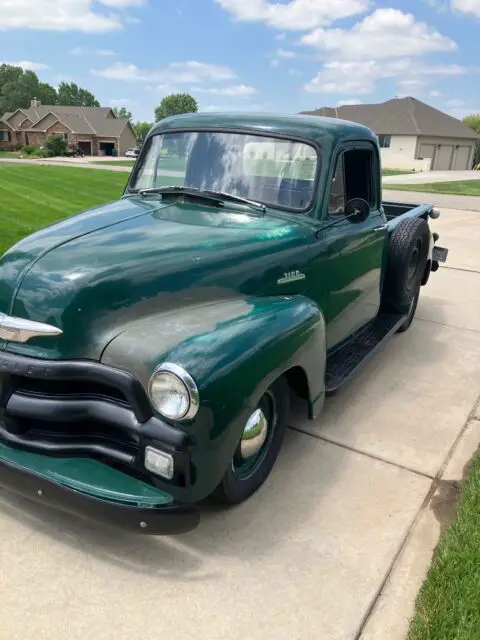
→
(0, 443, 174, 506)
(0, 113, 436, 509)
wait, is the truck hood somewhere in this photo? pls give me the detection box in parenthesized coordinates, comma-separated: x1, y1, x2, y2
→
(0, 196, 311, 359)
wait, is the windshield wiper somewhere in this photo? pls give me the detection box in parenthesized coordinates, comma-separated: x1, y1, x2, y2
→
(135, 185, 266, 213)
(201, 189, 266, 213)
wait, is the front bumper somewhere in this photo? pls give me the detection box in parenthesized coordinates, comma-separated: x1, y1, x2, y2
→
(0, 349, 194, 482)
(0, 350, 199, 532)
(0, 443, 199, 534)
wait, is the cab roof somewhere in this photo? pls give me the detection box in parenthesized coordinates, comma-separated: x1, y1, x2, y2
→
(150, 112, 377, 146)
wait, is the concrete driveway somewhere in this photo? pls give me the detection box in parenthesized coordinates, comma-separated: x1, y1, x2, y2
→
(1, 205, 480, 640)
(383, 170, 479, 185)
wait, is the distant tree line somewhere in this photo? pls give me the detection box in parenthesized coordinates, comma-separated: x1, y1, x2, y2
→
(0, 64, 99, 113)
(0, 65, 201, 149)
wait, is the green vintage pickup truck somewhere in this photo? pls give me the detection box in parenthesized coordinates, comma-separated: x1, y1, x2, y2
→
(0, 113, 448, 534)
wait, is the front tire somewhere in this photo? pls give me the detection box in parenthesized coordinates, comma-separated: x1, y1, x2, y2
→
(212, 376, 290, 505)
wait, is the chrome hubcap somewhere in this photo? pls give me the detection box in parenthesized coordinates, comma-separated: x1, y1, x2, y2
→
(240, 408, 268, 459)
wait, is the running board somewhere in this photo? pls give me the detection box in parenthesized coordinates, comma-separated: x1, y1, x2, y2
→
(325, 313, 406, 394)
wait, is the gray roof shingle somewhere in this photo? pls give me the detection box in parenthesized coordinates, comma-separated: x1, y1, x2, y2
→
(300, 97, 480, 140)
(2, 104, 130, 137)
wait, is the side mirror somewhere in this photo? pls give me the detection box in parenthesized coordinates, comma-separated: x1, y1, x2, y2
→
(344, 198, 370, 223)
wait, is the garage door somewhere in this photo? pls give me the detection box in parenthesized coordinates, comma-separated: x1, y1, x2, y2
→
(77, 141, 92, 156)
(433, 145, 454, 170)
(453, 146, 471, 170)
(419, 144, 435, 169)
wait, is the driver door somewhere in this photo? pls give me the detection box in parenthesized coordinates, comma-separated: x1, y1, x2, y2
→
(308, 143, 388, 350)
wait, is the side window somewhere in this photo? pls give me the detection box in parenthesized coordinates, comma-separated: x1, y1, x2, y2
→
(328, 156, 345, 215)
(328, 147, 376, 217)
(343, 148, 375, 209)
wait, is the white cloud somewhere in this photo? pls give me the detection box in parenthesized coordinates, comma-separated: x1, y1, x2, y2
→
(1, 60, 50, 71)
(200, 102, 271, 113)
(0, 1, 118, 32)
(275, 32, 286, 40)
(109, 98, 133, 106)
(99, 0, 144, 5)
(0, 0, 145, 32)
(276, 48, 296, 58)
(429, 90, 443, 97)
(270, 59, 280, 67)
(451, 0, 480, 17)
(69, 46, 116, 56)
(215, 0, 370, 30)
(337, 98, 363, 106)
(448, 104, 480, 119)
(397, 79, 426, 94)
(194, 84, 257, 97)
(424, 0, 448, 11)
(304, 59, 466, 94)
(288, 68, 302, 76)
(445, 98, 468, 107)
(301, 9, 456, 59)
(92, 61, 237, 83)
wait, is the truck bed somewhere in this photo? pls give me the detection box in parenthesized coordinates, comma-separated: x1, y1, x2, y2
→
(383, 200, 436, 231)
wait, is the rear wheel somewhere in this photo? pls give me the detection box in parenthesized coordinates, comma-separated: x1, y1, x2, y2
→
(212, 376, 290, 505)
(383, 217, 430, 331)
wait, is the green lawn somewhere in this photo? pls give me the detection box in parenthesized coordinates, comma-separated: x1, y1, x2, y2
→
(0, 151, 21, 159)
(408, 453, 480, 640)
(382, 169, 415, 176)
(90, 160, 135, 167)
(0, 164, 129, 254)
(390, 180, 480, 196)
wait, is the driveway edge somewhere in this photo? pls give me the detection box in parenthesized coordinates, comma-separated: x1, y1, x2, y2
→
(357, 394, 480, 640)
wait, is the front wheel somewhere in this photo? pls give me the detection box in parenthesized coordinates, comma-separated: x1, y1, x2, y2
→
(212, 376, 290, 505)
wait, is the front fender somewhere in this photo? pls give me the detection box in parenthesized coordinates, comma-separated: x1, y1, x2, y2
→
(102, 296, 326, 499)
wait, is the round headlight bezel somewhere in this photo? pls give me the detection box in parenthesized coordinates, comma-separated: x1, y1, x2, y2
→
(148, 362, 199, 421)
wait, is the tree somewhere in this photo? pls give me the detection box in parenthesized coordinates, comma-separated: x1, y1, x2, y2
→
(154, 93, 198, 122)
(134, 121, 153, 145)
(57, 82, 100, 107)
(37, 82, 57, 105)
(463, 114, 480, 168)
(45, 134, 68, 157)
(0, 64, 57, 113)
(113, 106, 132, 120)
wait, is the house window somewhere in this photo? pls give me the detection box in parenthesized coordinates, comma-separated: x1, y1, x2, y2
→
(0, 131, 10, 142)
(378, 134, 391, 148)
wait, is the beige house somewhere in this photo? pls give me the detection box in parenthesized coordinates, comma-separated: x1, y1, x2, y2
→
(300, 97, 480, 172)
(0, 99, 137, 156)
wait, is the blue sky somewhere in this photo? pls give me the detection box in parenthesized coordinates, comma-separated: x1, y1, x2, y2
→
(1, 0, 479, 122)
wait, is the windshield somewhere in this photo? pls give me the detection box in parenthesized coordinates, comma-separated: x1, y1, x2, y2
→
(128, 131, 319, 212)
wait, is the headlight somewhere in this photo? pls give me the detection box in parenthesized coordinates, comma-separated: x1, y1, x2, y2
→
(148, 362, 199, 420)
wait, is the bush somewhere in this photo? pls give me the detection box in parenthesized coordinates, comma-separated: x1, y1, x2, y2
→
(31, 149, 50, 158)
(22, 145, 39, 155)
(45, 134, 68, 157)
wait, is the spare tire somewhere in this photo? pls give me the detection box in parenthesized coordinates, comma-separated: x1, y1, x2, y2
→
(383, 217, 430, 316)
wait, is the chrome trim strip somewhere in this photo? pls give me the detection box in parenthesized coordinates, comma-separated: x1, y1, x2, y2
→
(0, 313, 62, 343)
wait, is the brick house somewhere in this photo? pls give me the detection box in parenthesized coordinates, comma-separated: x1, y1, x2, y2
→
(0, 99, 137, 156)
